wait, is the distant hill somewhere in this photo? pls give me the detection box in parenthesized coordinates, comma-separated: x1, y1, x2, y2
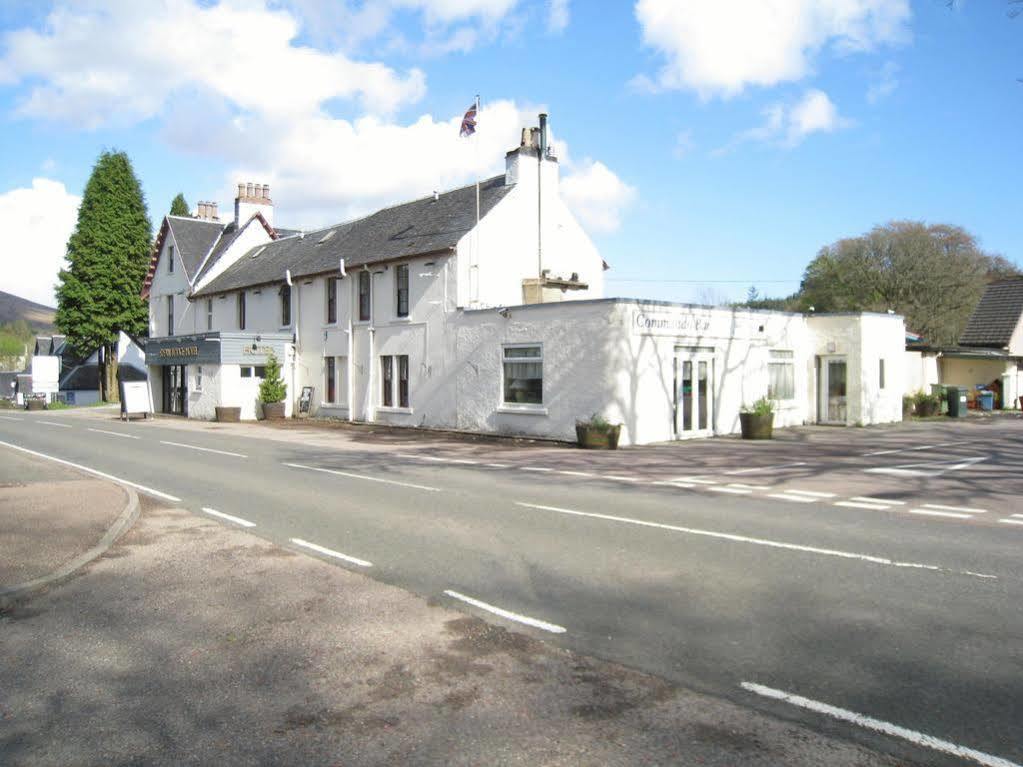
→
(0, 290, 56, 332)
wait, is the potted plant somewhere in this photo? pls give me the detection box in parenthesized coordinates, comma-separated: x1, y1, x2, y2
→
(258, 351, 288, 420)
(576, 413, 622, 449)
(739, 397, 774, 439)
(215, 405, 241, 422)
(911, 390, 941, 418)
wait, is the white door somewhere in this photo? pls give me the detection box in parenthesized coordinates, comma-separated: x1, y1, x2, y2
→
(818, 356, 848, 424)
(675, 351, 715, 438)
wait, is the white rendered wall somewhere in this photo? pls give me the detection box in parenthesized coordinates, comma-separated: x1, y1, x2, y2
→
(903, 351, 940, 395)
(857, 314, 906, 425)
(185, 363, 221, 420)
(148, 230, 192, 337)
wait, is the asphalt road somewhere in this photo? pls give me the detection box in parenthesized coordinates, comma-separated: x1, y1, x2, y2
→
(1, 409, 1021, 766)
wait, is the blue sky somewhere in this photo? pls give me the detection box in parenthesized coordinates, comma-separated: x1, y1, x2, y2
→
(0, 0, 1020, 307)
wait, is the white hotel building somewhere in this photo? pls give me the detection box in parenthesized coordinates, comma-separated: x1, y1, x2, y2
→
(143, 116, 906, 446)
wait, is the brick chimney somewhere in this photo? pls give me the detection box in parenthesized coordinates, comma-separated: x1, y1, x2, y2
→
(234, 182, 274, 228)
(195, 201, 220, 222)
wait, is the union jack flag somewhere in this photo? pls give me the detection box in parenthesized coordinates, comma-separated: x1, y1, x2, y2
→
(459, 102, 477, 138)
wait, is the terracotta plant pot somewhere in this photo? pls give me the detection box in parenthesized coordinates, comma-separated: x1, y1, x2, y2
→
(215, 406, 241, 423)
(739, 412, 774, 439)
(26, 399, 45, 411)
(262, 401, 286, 420)
(576, 424, 621, 449)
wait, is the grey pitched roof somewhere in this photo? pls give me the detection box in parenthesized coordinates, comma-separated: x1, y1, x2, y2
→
(166, 216, 225, 281)
(958, 277, 1023, 348)
(194, 176, 513, 297)
(194, 221, 244, 283)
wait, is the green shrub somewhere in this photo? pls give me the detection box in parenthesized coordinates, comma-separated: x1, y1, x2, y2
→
(741, 396, 774, 416)
(45, 400, 71, 410)
(577, 413, 616, 432)
(0, 399, 14, 410)
(258, 352, 288, 404)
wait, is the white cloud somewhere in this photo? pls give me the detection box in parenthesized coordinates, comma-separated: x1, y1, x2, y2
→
(718, 89, 847, 153)
(634, 0, 910, 98)
(0, 178, 80, 307)
(547, 0, 569, 33)
(867, 60, 899, 103)
(1, 0, 426, 126)
(560, 160, 636, 234)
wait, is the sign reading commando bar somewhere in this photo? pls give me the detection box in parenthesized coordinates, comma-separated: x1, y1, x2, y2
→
(145, 335, 222, 365)
(632, 310, 712, 335)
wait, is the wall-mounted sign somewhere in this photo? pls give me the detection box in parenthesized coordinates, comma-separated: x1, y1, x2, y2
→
(146, 335, 222, 366)
(632, 310, 712, 335)
(299, 386, 313, 414)
(243, 345, 276, 356)
(159, 345, 199, 358)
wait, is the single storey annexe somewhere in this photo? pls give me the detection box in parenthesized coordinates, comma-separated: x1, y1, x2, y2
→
(143, 114, 906, 445)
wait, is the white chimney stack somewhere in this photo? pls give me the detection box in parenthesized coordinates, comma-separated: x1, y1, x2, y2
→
(234, 181, 274, 228)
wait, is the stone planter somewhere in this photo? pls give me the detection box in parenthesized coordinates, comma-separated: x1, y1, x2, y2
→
(26, 398, 45, 411)
(215, 406, 241, 423)
(262, 402, 286, 420)
(739, 412, 774, 440)
(576, 424, 621, 450)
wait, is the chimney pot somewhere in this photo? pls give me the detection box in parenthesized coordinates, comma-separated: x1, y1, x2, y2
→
(263, 184, 271, 200)
(246, 182, 254, 198)
(209, 202, 218, 220)
(237, 183, 245, 199)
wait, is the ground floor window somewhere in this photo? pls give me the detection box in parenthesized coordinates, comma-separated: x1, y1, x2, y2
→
(195, 365, 203, 392)
(380, 354, 409, 408)
(503, 344, 543, 405)
(240, 365, 266, 379)
(768, 350, 795, 400)
(323, 356, 348, 405)
(879, 358, 886, 389)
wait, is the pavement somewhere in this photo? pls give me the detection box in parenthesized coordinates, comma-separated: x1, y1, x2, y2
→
(0, 460, 909, 766)
(2, 406, 1021, 766)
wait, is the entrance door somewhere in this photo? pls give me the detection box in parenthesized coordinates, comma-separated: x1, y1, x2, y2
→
(162, 365, 187, 415)
(818, 357, 847, 424)
(675, 351, 715, 438)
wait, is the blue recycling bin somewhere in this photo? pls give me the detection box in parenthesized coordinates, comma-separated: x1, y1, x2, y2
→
(978, 391, 994, 411)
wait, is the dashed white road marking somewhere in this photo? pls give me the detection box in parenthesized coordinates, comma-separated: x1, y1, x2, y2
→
(515, 502, 995, 579)
(862, 441, 963, 457)
(998, 518, 1023, 526)
(449, 458, 478, 465)
(728, 483, 768, 490)
(520, 466, 554, 473)
(0, 439, 181, 502)
(710, 486, 752, 495)
(284, 462, 441, 492)
(850, 496, 904, 505)
(724, 462, 808, 475)
(0, 415, 22, 421)
(670, 476, 716, 485)
(767, 493, 818, 503)
(1011, 514, 1023, 519)
(201, 507, 256, 528)
(290, 538, 372, 567)
(39, 420, 72, 428)
(653, 480, 697, 489)
(159, 440, 246, 458)
(443, 589, 566, 634)
(741, 681, 1020, 767)
(87, 428, 140, 440)
(604, 475, 640, 482)
(920, 503, 987, 514)
(557, 470, 595, 477)
(910, 509, 974, 520)
(865, 456, 987, 478)
(784, 489, 836, 498)
(485, 462, 509, 468)
(835, 500, 895, 511)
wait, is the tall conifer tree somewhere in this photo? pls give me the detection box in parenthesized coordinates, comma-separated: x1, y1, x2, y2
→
(55, 150, 152, 402)
(169, 193, 189, 216)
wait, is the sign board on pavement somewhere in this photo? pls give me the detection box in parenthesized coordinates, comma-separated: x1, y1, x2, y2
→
(120, 381, 153, 420)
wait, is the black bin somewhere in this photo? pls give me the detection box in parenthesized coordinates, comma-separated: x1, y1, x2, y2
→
(947, 386, 968, 418)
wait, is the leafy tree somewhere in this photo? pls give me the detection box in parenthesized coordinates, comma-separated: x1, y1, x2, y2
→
(0, 320, 34, 371)
(169, 193, 190, 217)
(258, 351, 287, 404)
(798, 221, 1019, 345)
(55, 150, 152, 402)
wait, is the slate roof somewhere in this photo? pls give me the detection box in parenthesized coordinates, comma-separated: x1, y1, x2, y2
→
(194, 176, 512, 297)
(958, 277, 1023, 348)
(166, 216, 225, 280)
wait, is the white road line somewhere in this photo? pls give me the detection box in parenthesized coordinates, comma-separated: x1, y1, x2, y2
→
(784, 489, 836, 498)
(515, 502, 995, 579)
(557, 470, 595, 477)
(485, 462, 509, 468)
(449, 459, 478, 465)
(866, 457, 987, 478)
(835, 501, 893, 511)
(284, 462, 441, 492)
(998, 519, 1023, 526)
(418, 455, 451, 462)
(443, 589, 566, 634)
(0, 415, 22, 421)
(921, 503, 987, 514)
(741, 681, 1020, 767)
(728, 483, 768, 490)
(710, 486, 752, 495)
(725, 462, 808, 475)
(670, 476, 717, 485)
(850, 496, 904, 505)
(1012, 514, 1023, 519)
(0, 439, 181, 502)
(201, 507, 256, 528)
(87, 428, 140, 440)
(767, 493, 819, 503)
(604, 475, 640, 482)
(290, 538, 372, 567)
(520, 466, 554, 472)
(39, 420, 72, 428)
(862, 441, 962, 457)
(909, 509, 974, 520)
(653, 481, 697, 489)
(159, 440, 246, 458)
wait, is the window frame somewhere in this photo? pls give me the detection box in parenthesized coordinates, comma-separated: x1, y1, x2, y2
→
(167, 295, 174, 337)
(380, 355, 393, 407)
(280, 284, 292, 328)
(767, 349, 795, 401)
(398, 354, 409, 407)
(195, 365, 203, 392)
(206, 298, 213, 331)
(326, 278, 337, 324)
(502, 343, 544, 407)
(168, 244, 174, 274)
(325, 356, 336, 404)
(395, 264, 409, 318)
(358, 271, 371, 322)
(238, 292, 246, 330)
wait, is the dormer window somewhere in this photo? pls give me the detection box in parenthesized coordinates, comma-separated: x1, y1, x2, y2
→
(168, 244, 174, 274)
